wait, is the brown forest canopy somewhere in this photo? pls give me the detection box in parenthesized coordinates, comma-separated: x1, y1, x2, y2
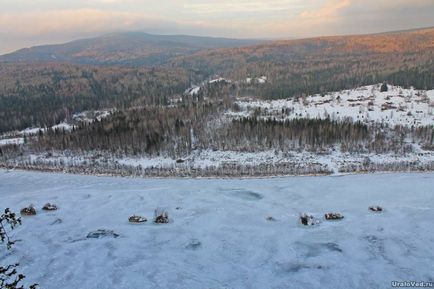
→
(0, 63, 190, 132)
(0, 27, 433, 133)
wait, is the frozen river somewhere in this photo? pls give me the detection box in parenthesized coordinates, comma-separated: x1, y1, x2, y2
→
(1, 170, 434, 289)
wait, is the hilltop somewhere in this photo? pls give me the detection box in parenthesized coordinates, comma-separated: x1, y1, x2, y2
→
(0, 32, 262, 66)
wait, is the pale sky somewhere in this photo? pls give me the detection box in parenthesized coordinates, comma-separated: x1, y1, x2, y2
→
(1, 0, 434, 54)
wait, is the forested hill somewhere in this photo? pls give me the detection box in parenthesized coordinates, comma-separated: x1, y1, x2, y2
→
(0, 32, 263, 66)
(172, 27, 434, 98)
(0, 63, 190, 133)
(0, 27, 433, 133)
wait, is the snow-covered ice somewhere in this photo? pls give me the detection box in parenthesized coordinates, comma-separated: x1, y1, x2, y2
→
(1, 170, 434, 289)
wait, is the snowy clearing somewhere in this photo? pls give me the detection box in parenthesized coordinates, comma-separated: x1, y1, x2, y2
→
(0, 109, 114, 145)
(229, 84, 434, 127)
(72, 109, 114, 123)
(1, 171, 434, 289)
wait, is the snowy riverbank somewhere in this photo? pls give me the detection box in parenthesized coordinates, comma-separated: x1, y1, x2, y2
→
(2, 147, 434, 178)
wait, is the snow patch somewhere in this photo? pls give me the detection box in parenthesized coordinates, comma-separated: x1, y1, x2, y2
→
(0, 137, 24, 146)
(229, 84, 434, 127)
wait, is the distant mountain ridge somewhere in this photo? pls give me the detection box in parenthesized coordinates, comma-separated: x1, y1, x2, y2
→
(0, 32, 263, 66)
(0, 27, 433, 133)
(171, 27, 434, 91)
(2, 27, 433, 67)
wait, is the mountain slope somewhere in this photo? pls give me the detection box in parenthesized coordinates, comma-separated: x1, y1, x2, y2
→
(0, 32, 263, 66)
(173, 27, 434, 98)
(0, 62, 190, 132)
(175, 27, 434, 72)
(0, 28, 433, 133)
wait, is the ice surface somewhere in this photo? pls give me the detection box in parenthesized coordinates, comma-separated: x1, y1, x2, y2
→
(1, 170, 434, 289)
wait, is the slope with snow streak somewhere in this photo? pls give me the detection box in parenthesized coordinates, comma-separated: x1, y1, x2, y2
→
(0, 171, 433, 289)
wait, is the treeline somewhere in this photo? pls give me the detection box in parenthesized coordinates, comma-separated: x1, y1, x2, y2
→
(0, 159, 332, 178)
(222, 117, 370, 152)
(186, 53, 433, 100)
(23, 100, 434, 158)
(31, 101, 227, 157)
(4, 154, 434, 178)
(384, 66, 434, 91)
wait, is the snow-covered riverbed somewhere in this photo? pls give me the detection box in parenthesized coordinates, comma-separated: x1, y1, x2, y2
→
(1, 171, 433, 289)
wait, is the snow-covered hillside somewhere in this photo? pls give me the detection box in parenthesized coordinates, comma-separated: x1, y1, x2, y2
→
(229, 84, 434, 127)
(1, 171, 434, 289)
(2, 85, 433, 175)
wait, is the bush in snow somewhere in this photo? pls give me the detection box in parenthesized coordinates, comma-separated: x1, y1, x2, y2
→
(154, 208, 169, 224)
(266, 216, 276, 222)
(1, 208, 38, 289)
(42, 203, 58, 211)
(369, 206, 383, 212)
(380, 83, 388, 92)
(299, 213, 320, 226)
(0, 209, 21, 249)
(20, 205, 36, 216)
(324, 212, 344, 220)
(128, 215, 147, 223)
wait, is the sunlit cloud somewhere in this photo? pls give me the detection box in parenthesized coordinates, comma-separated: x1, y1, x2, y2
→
(299, 0, 351, 20)
(183, 0, 301, 13)
(0, 0, 433, 54)
(0, 9, 163, 36)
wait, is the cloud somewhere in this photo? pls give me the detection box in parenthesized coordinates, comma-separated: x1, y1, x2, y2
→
(183, 0, 300, 14)
(0, 0, 433, 54)
(255, 0, 353, 37)
(0, 9, 157, 36)
(261, 0, 434, 37)
(299, 0, 351, 20)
